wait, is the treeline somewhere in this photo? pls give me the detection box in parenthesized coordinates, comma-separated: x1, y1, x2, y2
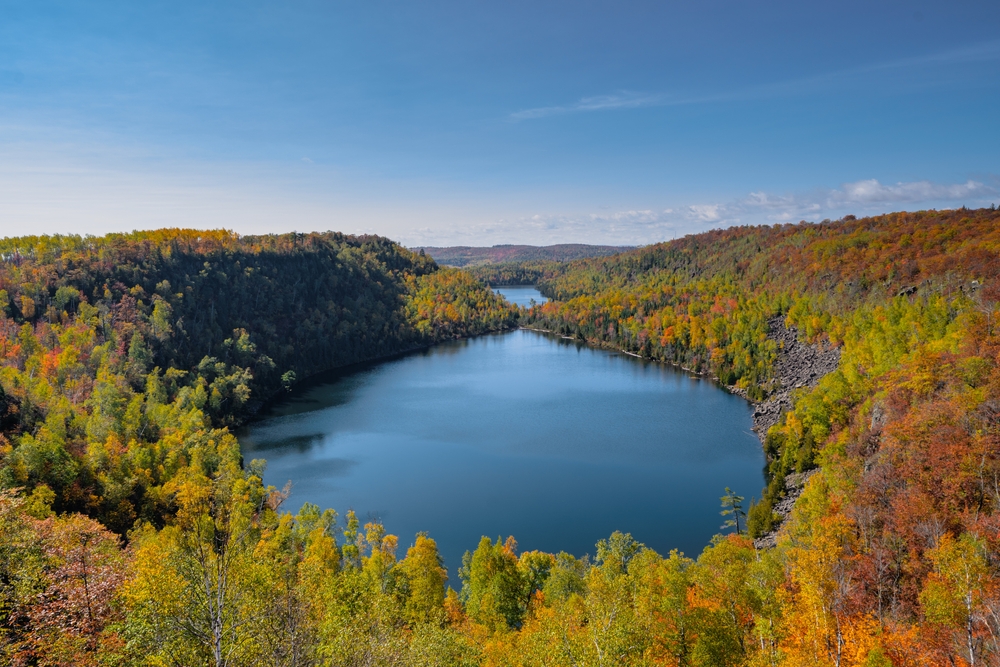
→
(0, 231, 509, 417)
(527, 208, 1000, 395)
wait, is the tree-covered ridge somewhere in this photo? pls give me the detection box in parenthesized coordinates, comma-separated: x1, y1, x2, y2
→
(406, 269, 520, 339)
(465, 260, 564, 287)
(527, 209, 1000, 393)
(2, 230, 434, 407)
(0, 229, 516, 532)
(538, 209, 1000, 303)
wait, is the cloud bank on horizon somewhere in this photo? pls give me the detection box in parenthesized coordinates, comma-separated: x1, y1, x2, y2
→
(402, 177, 999, 247)
(0, 1, 997, 246)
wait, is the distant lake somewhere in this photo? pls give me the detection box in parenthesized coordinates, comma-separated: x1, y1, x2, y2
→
(493, 285, 549, 307)
(239, 288, 763, 581)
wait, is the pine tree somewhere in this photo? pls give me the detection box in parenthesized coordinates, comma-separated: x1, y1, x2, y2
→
(720, 487, 746, 535)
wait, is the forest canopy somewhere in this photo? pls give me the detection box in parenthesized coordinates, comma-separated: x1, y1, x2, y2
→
(2, 210, 1000, 666)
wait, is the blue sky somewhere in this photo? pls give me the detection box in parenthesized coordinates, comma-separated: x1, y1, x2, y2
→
(1, 1, 998, 245)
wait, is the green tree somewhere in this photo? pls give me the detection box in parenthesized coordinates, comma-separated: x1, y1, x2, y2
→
(459, 536, 526, 631)
(635, 549, 696, 666)
(720, 487, 746, 535)
(0, 491, 46, 662)
(541, 552, 588, 604)
(585, 532, 649, 665)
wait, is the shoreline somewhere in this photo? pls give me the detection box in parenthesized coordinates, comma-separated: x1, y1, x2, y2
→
(255, 318, 839, 550)
(243, 324, 521, 424)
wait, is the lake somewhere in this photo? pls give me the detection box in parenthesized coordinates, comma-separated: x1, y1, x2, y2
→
(493, 285, 549, 307)
(239, 289, 764, 580)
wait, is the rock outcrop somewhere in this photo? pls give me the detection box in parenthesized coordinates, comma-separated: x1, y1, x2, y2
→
(750, 316, 841, 438)
(749, 316, 840, 549)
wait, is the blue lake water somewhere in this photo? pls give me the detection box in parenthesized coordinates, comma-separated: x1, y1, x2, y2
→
(493, 285, 549, 307)
(239, 289, 764, 581)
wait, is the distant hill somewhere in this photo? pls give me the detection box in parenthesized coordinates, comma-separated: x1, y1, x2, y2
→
(414, 243, 633, 267)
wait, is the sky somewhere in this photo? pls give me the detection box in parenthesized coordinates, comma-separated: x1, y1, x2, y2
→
(1, 0, 999, 246)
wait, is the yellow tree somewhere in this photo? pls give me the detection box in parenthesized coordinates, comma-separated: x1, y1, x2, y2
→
(634, 548, 695, 666)
(691, 535, 754, 664)
(399, 533, 448, 625)
(920, 532, 992, 667)
(250, 501, 339, 667)
(119, 449, 279, 666)
(314, 520, 410, 666)
(781, 510, 880, 667)
(582, 532, 649, 667)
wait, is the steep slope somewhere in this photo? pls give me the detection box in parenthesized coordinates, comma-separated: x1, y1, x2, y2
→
(518, 208, 1000, 661)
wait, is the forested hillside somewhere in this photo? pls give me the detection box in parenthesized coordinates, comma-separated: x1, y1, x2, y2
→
(0, 231, 515, 412)
(2, 212, 1000, 667)
(519, 208, 1000, 664)
(0, 229, 516, 524)
(465, 260, 564, 287)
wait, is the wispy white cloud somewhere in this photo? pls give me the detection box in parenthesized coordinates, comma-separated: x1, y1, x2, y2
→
(687, 204, 723, 222)
(863, 39, 1000, 72)
(403, 207, 684, 246)
(509, 40, 1000, 121)
(509, 92, 672, 121)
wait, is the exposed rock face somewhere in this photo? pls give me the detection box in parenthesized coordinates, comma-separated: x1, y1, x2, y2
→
(749, 316, 840, 549)
(752, 471, 816, 549)
(751, 316, 841, 438)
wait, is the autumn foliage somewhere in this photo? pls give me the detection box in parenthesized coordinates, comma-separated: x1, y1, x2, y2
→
(2, 211, 1000, 665)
